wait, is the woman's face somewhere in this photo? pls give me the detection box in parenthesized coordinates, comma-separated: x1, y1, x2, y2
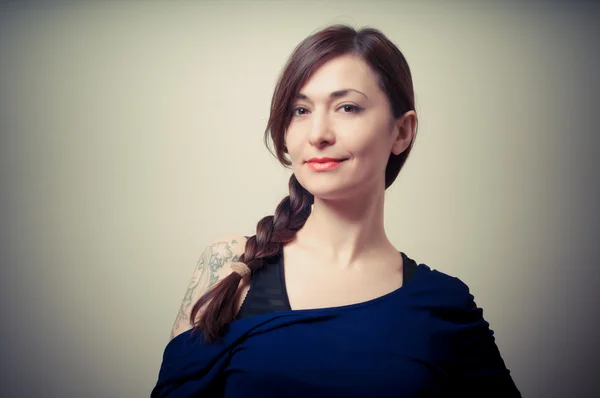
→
(285, 54, 413, 202)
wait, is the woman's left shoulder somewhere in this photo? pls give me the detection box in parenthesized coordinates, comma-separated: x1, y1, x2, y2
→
(410, 262, 477, 312)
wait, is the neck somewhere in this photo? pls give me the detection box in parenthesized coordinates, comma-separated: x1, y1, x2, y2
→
(295, 185, 393, 266)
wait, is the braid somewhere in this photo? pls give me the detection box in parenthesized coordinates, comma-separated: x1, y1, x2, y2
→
(191, 174, 313, 342)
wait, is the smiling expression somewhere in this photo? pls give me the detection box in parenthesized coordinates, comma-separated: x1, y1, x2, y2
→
(285, 54, 409, 201)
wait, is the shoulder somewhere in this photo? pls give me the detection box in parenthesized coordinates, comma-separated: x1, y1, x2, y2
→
(414, 266, 517, 393)
(411, 263, 476, 312)
(207, 234, 248, 256)
(204, 234, 249, 281)
(169, 234, 249, 340)
(190, 234, 249, 287)
(411, 264, 491, 342)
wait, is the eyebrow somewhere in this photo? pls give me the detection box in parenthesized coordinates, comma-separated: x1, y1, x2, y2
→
(294, 88, 369, 102)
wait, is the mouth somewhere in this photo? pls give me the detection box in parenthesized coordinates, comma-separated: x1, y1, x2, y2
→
(305, 157, 348, 164)
(305, 158, 348, 171)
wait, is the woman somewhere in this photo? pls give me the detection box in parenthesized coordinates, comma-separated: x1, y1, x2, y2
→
(152, 24, 522, 397)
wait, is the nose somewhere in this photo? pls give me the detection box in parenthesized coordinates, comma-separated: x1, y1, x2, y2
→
(308, 110, 335, 148)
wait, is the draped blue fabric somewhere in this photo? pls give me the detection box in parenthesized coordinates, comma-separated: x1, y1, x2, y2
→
(151, 264, 521, 397)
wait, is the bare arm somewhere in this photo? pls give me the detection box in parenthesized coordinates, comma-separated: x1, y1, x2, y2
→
(170, 236, 248, 340)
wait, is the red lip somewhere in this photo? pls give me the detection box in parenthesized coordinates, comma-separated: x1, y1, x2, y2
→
(306, 157, 346, 163)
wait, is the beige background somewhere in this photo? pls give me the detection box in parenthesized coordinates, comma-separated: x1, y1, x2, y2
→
(1, 1, 598, 397)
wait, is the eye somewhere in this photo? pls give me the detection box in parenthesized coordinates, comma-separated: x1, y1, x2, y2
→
(291, 104, 364, 117)
(339, 104, 363, 113)
(292, 107, 309, 116)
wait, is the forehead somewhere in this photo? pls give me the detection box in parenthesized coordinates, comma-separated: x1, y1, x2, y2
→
(297, 54, 381, 99)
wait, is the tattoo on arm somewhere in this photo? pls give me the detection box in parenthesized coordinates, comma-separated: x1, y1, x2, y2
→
(169, 239, 240, 340)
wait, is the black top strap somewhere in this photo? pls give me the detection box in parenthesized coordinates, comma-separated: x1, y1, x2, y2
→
(236, 236, 418, 320)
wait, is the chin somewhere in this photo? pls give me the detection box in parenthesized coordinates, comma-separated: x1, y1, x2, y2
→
(300, 179, 360, 202)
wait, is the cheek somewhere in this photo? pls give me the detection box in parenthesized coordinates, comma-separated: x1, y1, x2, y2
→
(286, 145, 301, 166)
(284, 134, 302, 163)
(350, 137, 394, 176)
(350, 134, 388, 159)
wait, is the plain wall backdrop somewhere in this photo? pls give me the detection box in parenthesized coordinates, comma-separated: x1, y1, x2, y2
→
(1, 1, 598, 397)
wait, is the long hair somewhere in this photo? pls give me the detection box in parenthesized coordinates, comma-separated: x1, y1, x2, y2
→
(191, 24, 418, 342)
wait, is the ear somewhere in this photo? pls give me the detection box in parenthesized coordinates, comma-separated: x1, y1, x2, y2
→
(391, 110, 417, 156)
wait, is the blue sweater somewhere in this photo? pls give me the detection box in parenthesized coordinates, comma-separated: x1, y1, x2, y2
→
(151, 263, 521, 397)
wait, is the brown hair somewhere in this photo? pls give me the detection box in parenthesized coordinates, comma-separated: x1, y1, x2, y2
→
(191, 24, 418, 342)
